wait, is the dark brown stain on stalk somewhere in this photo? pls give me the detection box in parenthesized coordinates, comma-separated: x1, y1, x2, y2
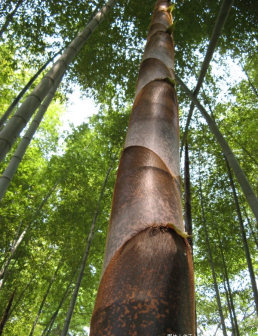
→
(90, 228, 194, 336)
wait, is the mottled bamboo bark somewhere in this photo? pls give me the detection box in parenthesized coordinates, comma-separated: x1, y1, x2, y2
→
(90, 1, 195, 335)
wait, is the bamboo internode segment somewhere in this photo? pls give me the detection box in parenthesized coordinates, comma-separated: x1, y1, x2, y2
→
(91, 1, 195, 334)
(103, 0, 184, 276)
(0, 0, 117, 164)
(102, 146, 184, 272)
(91, 228, 195, 335)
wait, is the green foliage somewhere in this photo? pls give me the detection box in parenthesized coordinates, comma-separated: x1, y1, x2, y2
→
(1, 0, 258, 335)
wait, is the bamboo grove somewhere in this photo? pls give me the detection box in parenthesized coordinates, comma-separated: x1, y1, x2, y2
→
(0, 0, 258, 335)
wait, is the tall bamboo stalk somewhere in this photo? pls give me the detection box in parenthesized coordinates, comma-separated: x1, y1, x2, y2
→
(216, 224, 240, 336)
(0, 180, 60, 290)
(61, 150, 118, 336)
(180, 0, 235, 155)
(176, 75, 258, 223)
(90, 2, 195, 334)
(221, 273, 235, 335)
(242, 66, 258, 99)
(0, 50, 61, 129)
(29, 261, 62, 336)
(0, 75, 63, 201)
(198, 165, 227, 336)
(184, 140, 193, 249)
(242, 207, 258, 249)
(224, 156, 258, 314)
(42, 268, 78, 336)
(6, 254, 54, 322)
(0, 0, 117, 163)
(0, 290, 15, 336)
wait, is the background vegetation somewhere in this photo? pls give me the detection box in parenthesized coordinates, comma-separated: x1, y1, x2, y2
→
(0, 0, 257, 335)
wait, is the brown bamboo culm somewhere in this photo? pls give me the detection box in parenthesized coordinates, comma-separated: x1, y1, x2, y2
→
(90, 1, 195, 334)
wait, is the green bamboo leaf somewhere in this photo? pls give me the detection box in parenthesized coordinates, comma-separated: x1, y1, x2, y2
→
(166, 21, 176, 35)
(167, 223, 193, 239)
(167, 4, 175, 14)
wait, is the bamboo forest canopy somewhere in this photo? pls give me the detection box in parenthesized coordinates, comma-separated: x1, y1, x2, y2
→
(0, 0, 258, 335)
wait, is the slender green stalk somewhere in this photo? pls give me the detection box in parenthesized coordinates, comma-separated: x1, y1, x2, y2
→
(180, 0, 235, 156)
(176, 75, 258, 223)
(216, 224, 240, 336)
(0, 180, 60, 290)
(0, 290, 15, 336)
(242, 206, 258, 249)
(61, 150, 118, 336)
(224, 156, 258, 314)
(0, 50, 61, 129)
(184, 140, 193, 249)
(0, 75, 63, 201)
(42, 268, 78, 336)
(5, 254, 53, 324)
(29, 261, 62, 336)
(0, 0, 117, 163)
(242, 66, 258, 98)
(198, 164, 227, 336)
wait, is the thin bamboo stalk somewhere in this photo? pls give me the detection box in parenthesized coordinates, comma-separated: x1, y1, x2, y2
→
(0, 180, 60, 290)
(216, 224, 240, 336)
(42, 268, 78, 336)
(224, 156, 258, 314)
(61, 150, 118, 336)
(184, 140, 193, 249)
(0, 0, 117, 163)
(0, 75, 63, 201)
(198, 166, 227, 336)
(0, 290, 15, 336)
(29, 261, 62, 336)
(176, 75, 258, 223)
(0, 50, 61, 129)
(180, 0, 235, 156)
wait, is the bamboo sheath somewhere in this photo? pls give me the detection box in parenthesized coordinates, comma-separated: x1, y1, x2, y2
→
(0, 0, 117, 164)
(90, 1, 195, 334)
(176, 75, 258, 223)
